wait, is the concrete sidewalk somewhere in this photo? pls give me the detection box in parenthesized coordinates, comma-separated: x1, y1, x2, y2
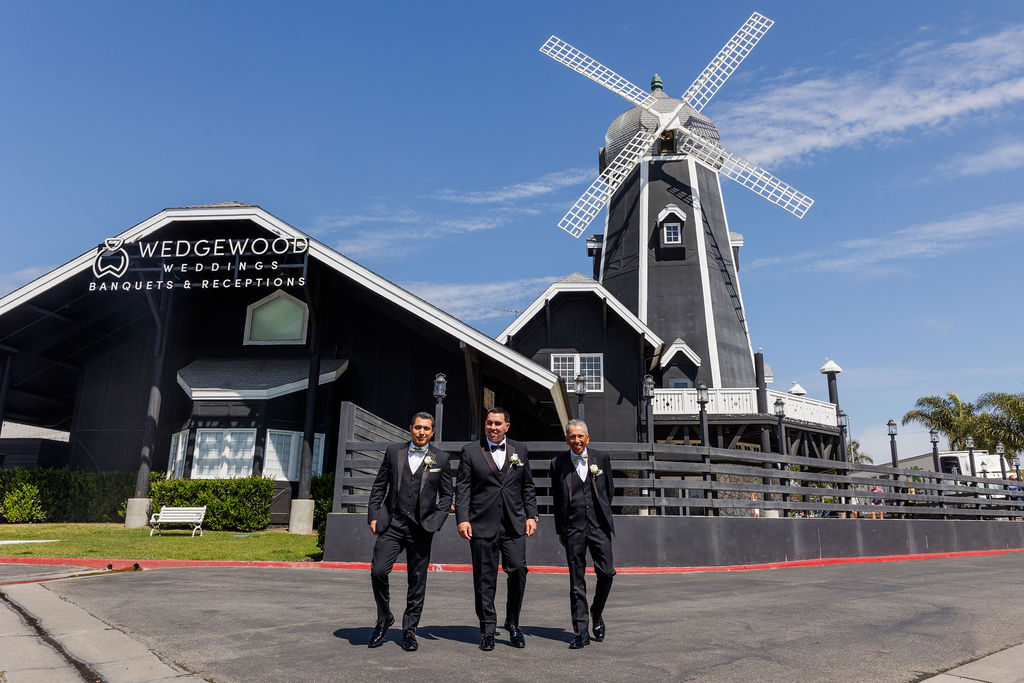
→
(3, 554, 1024, 682)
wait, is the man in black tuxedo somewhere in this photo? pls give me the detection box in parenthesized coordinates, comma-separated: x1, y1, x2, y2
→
(550, 419, 615, 649)
(456, 407, 537, 651)
(367, 412, 454, 652)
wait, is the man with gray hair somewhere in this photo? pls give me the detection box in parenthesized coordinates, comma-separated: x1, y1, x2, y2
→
(549, 419, 615, 649)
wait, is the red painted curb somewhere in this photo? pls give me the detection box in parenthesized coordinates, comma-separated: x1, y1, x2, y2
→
(2, 546, 1023, 574)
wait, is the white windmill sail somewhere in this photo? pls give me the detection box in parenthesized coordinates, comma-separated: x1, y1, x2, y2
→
(539, 11, 814, 238)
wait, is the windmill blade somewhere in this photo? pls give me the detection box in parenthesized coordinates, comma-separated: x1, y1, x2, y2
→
(540, 36, 658, 114)
(682, 12, 774, 113)
(678, 129, 813, 219)
(557, 127, 661, 238)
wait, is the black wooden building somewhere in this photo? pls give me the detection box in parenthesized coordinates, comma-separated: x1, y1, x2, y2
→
(0, 204, 570, 502)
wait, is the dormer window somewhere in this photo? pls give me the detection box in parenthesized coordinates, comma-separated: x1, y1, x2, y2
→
(244, 290, 308, 345)
(663, 222, 682, 244)
(659, 129, 676, 154)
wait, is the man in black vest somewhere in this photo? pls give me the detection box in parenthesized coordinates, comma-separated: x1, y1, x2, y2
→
(550, 419, 615, 649)
(367, 412, 454, 652)
(456, 407, 537, 651)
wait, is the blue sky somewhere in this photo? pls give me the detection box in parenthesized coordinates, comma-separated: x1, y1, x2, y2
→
(2, 1, 1024, 462)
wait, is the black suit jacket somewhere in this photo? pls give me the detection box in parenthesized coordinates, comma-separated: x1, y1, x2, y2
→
(455, 439, 537, 538)
(367, 443, 454, 534)
(549, 448, 615, 537)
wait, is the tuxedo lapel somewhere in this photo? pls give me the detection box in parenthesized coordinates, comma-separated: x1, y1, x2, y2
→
(419, 449, 433, 494)
(396, 447, 409, 497)
(481, 443, 500, 479)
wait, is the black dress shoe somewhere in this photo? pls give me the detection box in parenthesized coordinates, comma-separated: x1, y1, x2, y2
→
(507, 624, 525, 648)
(479, 633, 495, 651)
(401, 631, 418, 652)
(368, 615, 394, 648)
(569, 631, 590, 649)
(592, 617, 605, 641)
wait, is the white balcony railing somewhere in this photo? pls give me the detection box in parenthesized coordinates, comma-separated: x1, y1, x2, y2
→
(651, 387, 838, 427)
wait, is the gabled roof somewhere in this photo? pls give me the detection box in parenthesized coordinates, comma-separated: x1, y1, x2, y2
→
(177, 358, 348, 400)
(497, 273, 663, 351)
(0, 205, 571, 427)
(660, 338, 701, 369)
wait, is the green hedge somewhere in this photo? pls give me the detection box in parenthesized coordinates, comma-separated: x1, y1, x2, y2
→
(150, 476, 274, 532)
(0, 468, 136, 523)
(312, 472, 334, 549)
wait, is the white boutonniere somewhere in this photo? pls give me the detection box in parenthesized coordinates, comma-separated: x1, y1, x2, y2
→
(423, 455, 436, 468)
(509, 454, 523, 467)
(590, 464, 603, 477)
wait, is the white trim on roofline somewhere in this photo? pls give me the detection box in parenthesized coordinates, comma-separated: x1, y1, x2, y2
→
(497, 276, 664, 352)
(177, 360, 350, 401)
(0, 205, 571, 427)
(659, 339, 702, 369)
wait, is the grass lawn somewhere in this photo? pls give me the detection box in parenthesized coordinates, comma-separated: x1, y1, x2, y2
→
(0, 524, 322, 562)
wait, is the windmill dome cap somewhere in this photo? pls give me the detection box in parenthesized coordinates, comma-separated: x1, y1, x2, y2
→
(788, 382, 806, 396)
(819, 358, 843, 374)
(603, 80, 720, 167)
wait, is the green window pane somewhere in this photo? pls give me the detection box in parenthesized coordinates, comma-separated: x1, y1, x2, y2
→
(250, 296, 304, 341)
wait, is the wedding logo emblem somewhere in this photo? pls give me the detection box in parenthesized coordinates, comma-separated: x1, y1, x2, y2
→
(92, 238, 130, 279)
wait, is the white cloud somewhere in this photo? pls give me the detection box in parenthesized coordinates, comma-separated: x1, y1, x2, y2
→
(333, 214, 510, 259)
(403, 276, 558, 324)
(748, 201, 1024, 274)
(711, 25, 1024, 167)
(435, 168, 592, 204)
(938, 141, 1024, 179)
(0, 265, 56, 297)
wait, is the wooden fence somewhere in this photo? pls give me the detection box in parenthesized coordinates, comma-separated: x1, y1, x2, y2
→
(333, 437, 1024, 521)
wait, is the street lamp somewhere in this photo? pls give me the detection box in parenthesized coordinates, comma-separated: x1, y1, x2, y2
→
(1014, 454, 1021, 481)
(696, 382, 710, 447)
(574, 373, 587, 422)
(774, 397, 787, 456)
(837, 409, 849, 462)
(432, 373, 447, 442)
(997, 442, 1007, 480)
(887, 419, 900, 481)
(930, 428, 940, 472)
(966, 435, 976, 477)
(641, 374, 655, 444)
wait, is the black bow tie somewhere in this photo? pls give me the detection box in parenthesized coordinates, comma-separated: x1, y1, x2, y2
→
(490, 443, 505, 453)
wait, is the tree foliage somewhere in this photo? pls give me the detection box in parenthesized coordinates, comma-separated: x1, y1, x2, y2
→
(846, 439, 873, 464)
(903, 391, 1024, 459)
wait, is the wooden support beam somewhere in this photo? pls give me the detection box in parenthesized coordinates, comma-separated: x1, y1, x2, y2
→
(728, 424, 748, 450)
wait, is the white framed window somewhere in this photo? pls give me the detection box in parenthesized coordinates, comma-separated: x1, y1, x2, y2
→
(167, 429, 189, 479)
(243, 290, 309, 346)
(192, 429, 257, 479)
(663, 222, 682, 244)
(668, 377, 693, 388)
(550, 353, 604, 392)
(264, 429, 326, 481)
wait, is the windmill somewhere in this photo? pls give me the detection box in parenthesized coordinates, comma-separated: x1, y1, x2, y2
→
(540, 11, 813, 389)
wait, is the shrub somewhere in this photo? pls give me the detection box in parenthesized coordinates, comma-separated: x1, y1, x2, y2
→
(0, 469, 135, 523)
(150, 476, 274, 532)
(1, 483, 47, 523)
(311, 472, 334, 549)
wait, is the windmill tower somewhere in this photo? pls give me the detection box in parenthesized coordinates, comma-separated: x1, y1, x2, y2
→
(540, 12, 812, 389)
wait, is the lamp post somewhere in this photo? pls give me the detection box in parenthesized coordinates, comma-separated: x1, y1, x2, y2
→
(967, 435, 976, 477)
(641, 374, 655, 444)
(997, 442, 1007, 480)
(774, 397, 787, 456)
(836, 409, 848, 462)
(696, 382, 710, 447)
(1015, 454, 1022, 481)
(774, 397, 788, 517)
(887, 420, 899, 480)
(432, 373, 447, 442)
(574, 373, 587, 423)
(930, 428, 940, 472)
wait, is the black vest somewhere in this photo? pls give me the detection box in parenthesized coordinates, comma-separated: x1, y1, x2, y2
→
(568, 466, 600, 529)
(394, 460, 423, 527)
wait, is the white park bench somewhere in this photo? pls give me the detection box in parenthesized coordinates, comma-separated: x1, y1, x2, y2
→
(149, 506, 207, 537)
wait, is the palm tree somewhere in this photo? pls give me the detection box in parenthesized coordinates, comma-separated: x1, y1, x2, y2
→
(977, 391, 1024, 457)
(902, 392, 986, 451)
(846, 439, 873, 464)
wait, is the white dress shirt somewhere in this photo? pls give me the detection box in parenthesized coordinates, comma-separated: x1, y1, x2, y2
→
(573, 449, 589, 481)
(487, 440, 507, 470)
(408, 443, 428, 474)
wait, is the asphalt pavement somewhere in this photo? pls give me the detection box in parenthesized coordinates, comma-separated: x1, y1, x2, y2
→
(3, 553, 1024, 682)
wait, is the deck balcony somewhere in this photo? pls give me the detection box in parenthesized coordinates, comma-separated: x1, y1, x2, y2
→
(651, 388, 838, 427)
